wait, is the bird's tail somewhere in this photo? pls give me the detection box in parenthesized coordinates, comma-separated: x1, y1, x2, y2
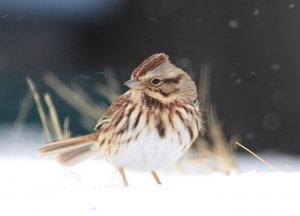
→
(37, 133, 101, 166)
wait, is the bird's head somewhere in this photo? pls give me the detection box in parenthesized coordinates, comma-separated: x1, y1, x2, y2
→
(124, 53, 197, 103)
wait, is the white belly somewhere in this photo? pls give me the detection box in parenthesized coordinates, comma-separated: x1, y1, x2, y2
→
(105, 127, 191, 172)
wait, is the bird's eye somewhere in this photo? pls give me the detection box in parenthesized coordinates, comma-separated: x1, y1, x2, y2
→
(151, 78, 161, 85)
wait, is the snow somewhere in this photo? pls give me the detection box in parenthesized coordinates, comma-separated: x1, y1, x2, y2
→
(228, 20, 239, 28)
(1, 156, 300, 216)
(1, 125, 300, 216)
(288, 4, 295, 9)
(253, 9, 260, 16)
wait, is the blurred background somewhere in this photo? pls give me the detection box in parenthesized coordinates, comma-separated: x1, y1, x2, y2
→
(1, 0, 300, 155)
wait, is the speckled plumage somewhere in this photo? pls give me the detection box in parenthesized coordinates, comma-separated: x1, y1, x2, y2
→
(96, 90, 201, 171)
(37, 53, 203, 186)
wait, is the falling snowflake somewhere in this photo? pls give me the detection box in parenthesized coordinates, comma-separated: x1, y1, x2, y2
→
(228, 20, 239, 28)
(235, 78, 243, 85)
(270, 63, 281, 70)
(253, 9, 260, 16)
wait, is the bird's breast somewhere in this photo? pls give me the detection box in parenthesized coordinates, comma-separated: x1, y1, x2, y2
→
(105, 112, 198, 171)
(105, 127, 189, 171)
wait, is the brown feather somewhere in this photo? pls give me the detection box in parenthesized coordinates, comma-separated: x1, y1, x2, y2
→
(58, 146, 100, 166)
(94, 92, 130, 130)
(131, 53, 169, 78)
(37, 133, 98, 157)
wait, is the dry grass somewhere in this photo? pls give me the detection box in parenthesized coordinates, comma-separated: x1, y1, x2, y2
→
(27, 78, 72, 142)
(26, 69, 120, 142)
(27, 78, 52, 142)
(235, 141, 277, 171)
(44, 93, 64, 140)
(42, 69, 120, 130)
(183, 62, 237, 173)
(43, 73, 104, 130)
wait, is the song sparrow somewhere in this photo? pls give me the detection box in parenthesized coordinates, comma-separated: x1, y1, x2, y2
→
(37, 53, 203, 186)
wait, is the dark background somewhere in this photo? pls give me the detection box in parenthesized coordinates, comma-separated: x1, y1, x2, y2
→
(0, 0, 299, 153)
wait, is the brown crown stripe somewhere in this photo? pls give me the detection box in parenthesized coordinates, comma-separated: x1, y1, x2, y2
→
(132, 53, 169, 77)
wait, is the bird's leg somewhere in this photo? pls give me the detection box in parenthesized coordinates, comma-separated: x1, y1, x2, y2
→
(151, 171, 162, 185)
(118, 168, 129, 187)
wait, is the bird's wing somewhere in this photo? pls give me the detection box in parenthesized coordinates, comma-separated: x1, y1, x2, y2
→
(94, 92, 130, 130)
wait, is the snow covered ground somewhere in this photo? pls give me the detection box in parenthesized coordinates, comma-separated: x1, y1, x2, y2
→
(1, 155, 300, 216)
(1, 125, 300, 216)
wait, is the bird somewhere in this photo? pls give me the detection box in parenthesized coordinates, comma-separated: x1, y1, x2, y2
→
(37, 53, 203, 186)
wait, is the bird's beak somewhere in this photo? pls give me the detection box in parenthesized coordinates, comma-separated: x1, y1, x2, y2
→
(124, 78, 145, 89)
